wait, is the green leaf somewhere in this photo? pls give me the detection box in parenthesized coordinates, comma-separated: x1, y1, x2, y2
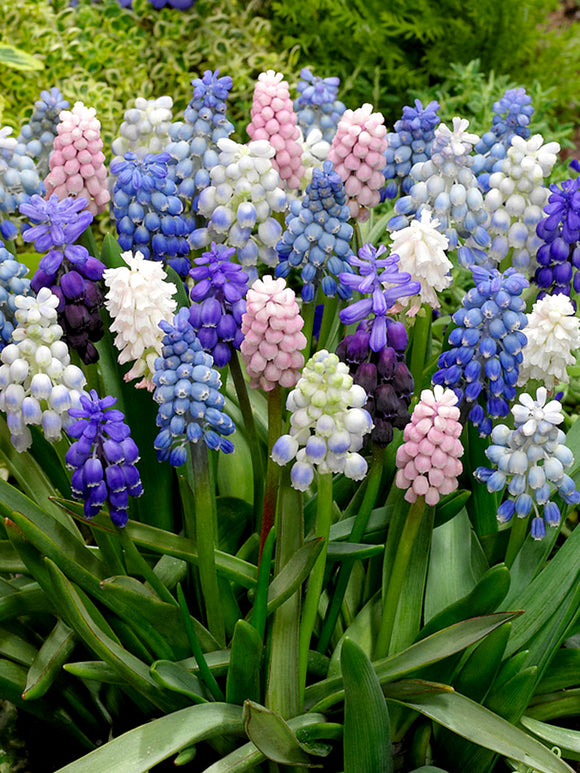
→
(341, 638, 392, 773)
(408, 768, 450, 773)
(535, 648, 580, 694)
(242, 700, 324, 767)
(326, 541, 385, 561)
(64, 661, 124, 685)
(150, 660, 207, 703)
(527, 689, 580, 722)
(217, 496, 253, 553)
(226, 620, 262, 705)
(521, 715, 580, 761)
(266, 537, 324, 615)
(395, 689, 574, 773)
(434, 490, 471, 528)
(23, 620, 76, 700)
(0, 540, 26, 573)
(0, 44, 43, 70)
(0, 626, 37, 666)
(55, 703, 244, 773)
(453, 622, 511, 702)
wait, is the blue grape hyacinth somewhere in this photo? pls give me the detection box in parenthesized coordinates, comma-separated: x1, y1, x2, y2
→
(111, 151, 194, 278)
(276, 160, 354, 302)
(474, 388, 580, 539)
(0, 126, 43, 239)
(66, 390, 143, 527)
(382, 99, 440, 200)
(189, 242, 249, 367)
(153, 307, 235, 466)
(17, 87, 70, 178)
(0, 243, 32, 351)
(294, 68, 346, 144)
(433, 266, 529, 435)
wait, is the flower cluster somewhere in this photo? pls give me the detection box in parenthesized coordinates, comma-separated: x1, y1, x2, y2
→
(276, 160, 353, 302)
(382, 99, 440, 200)
(0, 288, 86, 451)
(328, 104, 387, 221)
(337, 325, 414, 447)
(110, 151, 194, 278)
(103, 251, 177, 390)
(0, 245, 32, 350)
(44, 102, 110, 216)
(535, 175, 580, 298)
(389, 117, 490, 268)
(395, 386, 463, 505)
(17, 87, 70, 178)
(112, 96, 174, 161)
(247, 70, 304, 191)
(190, 139, 287, 271)
(475, 389, 580, 539)
(189, 243, 248, 367)
(294, 68, 346, 144)
(0, 126, 42, 237)
(153, 308, 235, 466)
(166, 70, 234, 209)
(240, 276, 306, 391)
(518, 293, 580, 389)
(339, 244, 420, 351)
(272, 349, 373, 490)
(484, 134, 560, 272)
(472, 88, 534, 192)
(66, 390, 143, 527)
(433, 266, 529, 435)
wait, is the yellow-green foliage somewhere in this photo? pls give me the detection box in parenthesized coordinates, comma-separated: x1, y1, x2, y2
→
(0, 0, 297, 145)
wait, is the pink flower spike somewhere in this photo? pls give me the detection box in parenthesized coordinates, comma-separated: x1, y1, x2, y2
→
(395, 385, 464, 505)
(45, 102, 110, 216)
(328, 103, 387, 222)
(247, 71, 305, 191)
(240, 275, 306, 391)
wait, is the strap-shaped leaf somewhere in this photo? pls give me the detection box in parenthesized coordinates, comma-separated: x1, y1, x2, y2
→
(521, 715, 580, 761)
(266, 537, 323, 615)
(23, 620, 76, 700)
(226, 620, 262, 705)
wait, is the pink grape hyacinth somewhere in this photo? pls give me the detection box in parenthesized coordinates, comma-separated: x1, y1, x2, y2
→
(240, 275, 306, 391)
(328, 103, 387, 222)
(247, 70, 305, 191)
(44, 102, 110, 217)
(395, 384, 463, 505)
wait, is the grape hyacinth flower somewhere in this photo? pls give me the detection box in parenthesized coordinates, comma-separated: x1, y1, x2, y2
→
(240, 275, 306, 391)
(387, 210, 451, 313)
(152, 307, 235, 466)
(389, 117, 490, 268)
(484, 134, 560, 272)
(0, 287, 86, 452)
(299, 127, 331, 188)
(339, 243, 421, 352)
(165, 70, 234, 210)
(271, 349, 373, 490)
(395, 385, 463, 505)
(0, 126, 43, 238)
(474, 388, 580, 539)
(294, 68, 346, 144)
(432, 266, 529, 435)
(535, 175, 580, 299)
(276, 159, 354, 302)
(247, 70, 305, 191)
(190, 139, 287, 271)
(382, 99, 440, 200)
(472, 88, 534, 192)
(518, 293, 580, 390)
(149, 0, 196, 7)
(111, 96, 174, 162)
(66, 390, 143, 526)
(44, 102, 110, 216)
(103, 250, 177, 390)
(328, 104, 388, 222)
(111, 151, 194, 278)
(17, 87, 70, 178)
(0, 244, 33, 351)
(337, 325, 414, 447)
(20, 194, 104, 365)
(189, 243, 248, 368)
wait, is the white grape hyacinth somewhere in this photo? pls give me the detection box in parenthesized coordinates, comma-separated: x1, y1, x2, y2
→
(103, 251, 177, 391)
(518, 293, 580, 390)
(111, 96, 174, 161)
(388, 209, 452, 313)
(0, 287, 86, 451)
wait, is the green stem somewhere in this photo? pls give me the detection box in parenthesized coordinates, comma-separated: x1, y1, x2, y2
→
(409, 305, 432, 393)
(504, 513, 529, 568)
(80, 224, 99, 258)
(374, 496, 427, 659)
(353, 222, 363, 254)
(189, 441, 225, 647)
(265, 472, 303, 719)
(91, 527, 126, 577)
(259, 384, 283, 559)
(118, 526, 177, 606)
(229, 347, 264, 530)
(316, 445, 385, 654)
(316, 294, 339, 352)
(301, 288, 318, 360)
(299, 472, 333, 705)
